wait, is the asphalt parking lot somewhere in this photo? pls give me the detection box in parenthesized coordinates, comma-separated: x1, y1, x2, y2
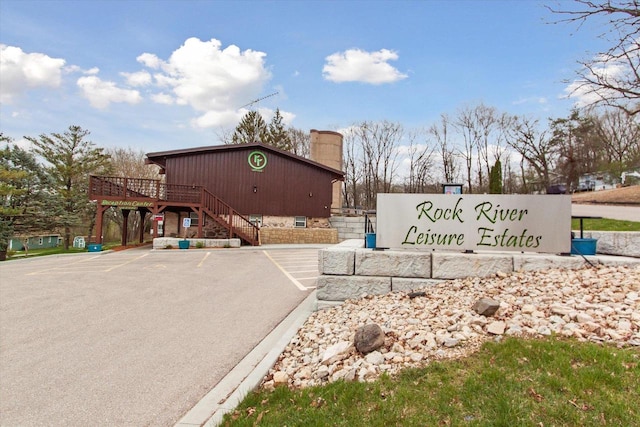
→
(0, 246, 322, 426)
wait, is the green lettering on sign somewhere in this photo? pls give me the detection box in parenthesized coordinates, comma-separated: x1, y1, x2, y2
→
(248, 151, 267, 171)
(101, 200, 154, 208)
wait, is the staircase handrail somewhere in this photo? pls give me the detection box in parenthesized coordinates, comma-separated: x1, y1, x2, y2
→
(201, 189, 260, 245)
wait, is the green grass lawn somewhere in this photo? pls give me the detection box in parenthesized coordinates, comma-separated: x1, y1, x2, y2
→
(572, 217, 640, 232)
(223, 337, 640, 427)
(6, 241, 124, 259)
(8, 246, 88, 258)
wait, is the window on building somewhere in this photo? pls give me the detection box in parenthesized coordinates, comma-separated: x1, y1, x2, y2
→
(249, 214, 262, 227)
(189, 212, 199, 227)
(294, 216, 307, 228)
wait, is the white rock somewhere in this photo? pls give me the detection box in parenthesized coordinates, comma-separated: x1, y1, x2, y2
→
(551, 305, 573, 316)
(522, 304, 535, 314)
(576, 313, 595, 324)
(316, 365, 330, 379)
(273, 371, 289, 384)
(365, 351, 385, 365)
(321, 341, 352, 365)
(487, 321, 506, 335)
(618, 319, 632, 331)
(410, 352, 424, 362)
(538, 326, 552, 336)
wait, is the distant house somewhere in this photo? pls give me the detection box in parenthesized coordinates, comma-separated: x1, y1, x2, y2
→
(9, 234, 61, 251)
(577, 172, 617, 192)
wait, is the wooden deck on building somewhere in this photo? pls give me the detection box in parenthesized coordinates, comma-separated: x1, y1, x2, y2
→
(89, 176, 260, 246)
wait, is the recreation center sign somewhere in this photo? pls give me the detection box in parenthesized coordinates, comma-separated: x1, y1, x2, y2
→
(376, 194, 571, 254)
(100, 200, 154, 209)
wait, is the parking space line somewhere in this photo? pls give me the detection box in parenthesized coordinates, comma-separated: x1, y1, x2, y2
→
(262, 251, 308, 291)
(26, 255, 104, 275)
(104, 253, 150, 272)
(197, 252, 211, 268)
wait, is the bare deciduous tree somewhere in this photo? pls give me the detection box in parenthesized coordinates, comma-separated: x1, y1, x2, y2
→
(550, 109, 601, 190)
(504, 115, 558, 192)
(403, 129, 435, 193)
(589, 107, 640, 180)
(342, 121, 402, 209)
(287, 127, 311, 158)
(549, 0, 640, 115)
(429, 113, 459, 184)
(104, 147, 160, 242)
(454, 106, 480, 193)
(342, 128, 363, 210)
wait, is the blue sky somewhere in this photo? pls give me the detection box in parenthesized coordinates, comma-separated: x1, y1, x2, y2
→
(1, 0, 609, 153)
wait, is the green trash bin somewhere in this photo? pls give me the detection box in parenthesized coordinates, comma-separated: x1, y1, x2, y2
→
(178, 240, 190, 249)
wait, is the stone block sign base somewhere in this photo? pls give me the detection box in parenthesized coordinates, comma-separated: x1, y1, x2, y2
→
(317, 234, 640, 303)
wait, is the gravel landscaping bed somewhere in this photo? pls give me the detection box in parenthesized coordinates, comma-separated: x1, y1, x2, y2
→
(263, 265, 640, 389)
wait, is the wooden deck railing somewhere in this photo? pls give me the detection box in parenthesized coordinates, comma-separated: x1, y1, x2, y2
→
(89, 176, 160, 199)
(90, 176, 259, 245)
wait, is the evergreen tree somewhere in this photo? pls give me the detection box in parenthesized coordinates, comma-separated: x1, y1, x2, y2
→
(25, 125, 111, 249)
(489, 159, 503, 194)
(266, 108, 292, 151)
(231, 111, 268, 144)
(0, 139, 59, 252)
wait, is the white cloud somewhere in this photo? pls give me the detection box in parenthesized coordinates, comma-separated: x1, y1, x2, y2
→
(564, 52, 636, 108)
(0, 44, 66, 103)
(121, 70, 152, 87)
(135, 37, 276, 127)
(191, 109, 244, 128)
(279, 109, 296, 125)
(151, 92, 174, 105)
(512, 96, 547, 106)
(77, 75, 142, 109)
(323, 48, 408, 84)
(137, 52, 162, 69)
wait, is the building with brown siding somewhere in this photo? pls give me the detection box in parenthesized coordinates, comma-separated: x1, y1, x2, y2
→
(146, 142, 342, 218)
(89, 131, 343, 246)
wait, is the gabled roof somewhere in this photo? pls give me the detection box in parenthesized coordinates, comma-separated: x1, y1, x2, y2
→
(146, 142, 344, 179)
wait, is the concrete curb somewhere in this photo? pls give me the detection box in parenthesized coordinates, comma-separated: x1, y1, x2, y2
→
(174, 291, 317, 427)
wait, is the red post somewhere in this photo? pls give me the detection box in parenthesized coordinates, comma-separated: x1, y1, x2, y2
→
(121, 209, 130, 246)
(139, 210, 146, 243)
(95, 203, 108, 244)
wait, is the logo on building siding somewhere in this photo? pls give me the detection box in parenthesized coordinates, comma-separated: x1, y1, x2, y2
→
(248, 151, 267, 171)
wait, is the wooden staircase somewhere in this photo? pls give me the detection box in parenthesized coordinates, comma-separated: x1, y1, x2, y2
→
(200, 188, 259, 245)
(89, 176, 260, 246)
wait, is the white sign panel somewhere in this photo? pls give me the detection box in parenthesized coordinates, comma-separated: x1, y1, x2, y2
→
(182, 217, 191, 228)
(377, 194, 571, 253)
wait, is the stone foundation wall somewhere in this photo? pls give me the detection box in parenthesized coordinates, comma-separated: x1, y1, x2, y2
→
(152, 237, 240, 249)
(583, 231, 640, 257)
(317, 234, 640, 302)
(328, 216, 365, 241)
(260, 227, 338, 244)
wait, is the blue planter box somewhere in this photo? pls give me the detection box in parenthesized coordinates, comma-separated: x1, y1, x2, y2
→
(178, 240, 190, 249)
(571, 238, 597, 255)
(365, 233, 376, 249)
(87, 243, 102, 252)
